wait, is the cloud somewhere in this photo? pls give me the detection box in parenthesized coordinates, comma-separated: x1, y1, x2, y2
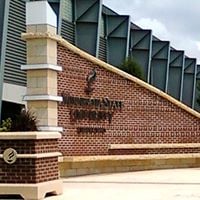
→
(103, 0, 200, 63)
(135, 18, 171, 40)
(196, 42, 200, 52)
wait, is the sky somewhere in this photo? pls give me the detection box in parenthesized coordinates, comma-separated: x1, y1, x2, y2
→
(103, 0, 200, 63)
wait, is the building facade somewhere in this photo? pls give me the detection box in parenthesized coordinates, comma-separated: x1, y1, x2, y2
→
(0, 0, 200, 121)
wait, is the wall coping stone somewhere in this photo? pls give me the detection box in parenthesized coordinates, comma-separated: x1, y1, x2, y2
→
(60, 154, 200, 162)
(23, 95, 63, 102)
(0, 132, 61, 140)
(21, 64, 62, 72)
(109, 143, 200, 149)
(21, 32, 200, 120)
(38, 126, 63, 132)
(0, 152, 62, 159)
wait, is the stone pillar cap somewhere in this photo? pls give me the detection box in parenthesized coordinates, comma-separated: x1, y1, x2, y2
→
(26, 0, 57, 28)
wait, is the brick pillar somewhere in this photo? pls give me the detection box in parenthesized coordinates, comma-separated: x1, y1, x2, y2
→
(21, 0, 62, 132)
(0, 1, 63, 200)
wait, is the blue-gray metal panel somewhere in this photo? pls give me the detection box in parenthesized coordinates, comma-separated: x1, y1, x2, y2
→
(102, 5, 118, 15)
(59, 0, 72, 22)
(4, 0, 26, 86)
(130, 22, 141, 30)
(152, 35, 160, 41)
(130, 29, 152, 81)
(182, 58, 197, 108)
(74, 0, 102, 56)
(48, 0, 60, 2)
(106, 15, 130, 67)
(0, 0, 5, 62)
(196, 65, 200, 79)
(194, 65, 200, 112)
(59, 0, 74, 43)
(108, 38, 127, 66)
(195, 80, 200, 112)
(48, 1, 60, 16)
(184, 58, 196, 73)
(48, 1, 60, 28)
(61, 19, 75, 44)
(100, 14, 105, 37)
(98, 36, 107, 62)
(98, 14, 107, 61)
(167, 50, 184, 100)
(150, 41, 170, 91)
(0, 0, 8, 120)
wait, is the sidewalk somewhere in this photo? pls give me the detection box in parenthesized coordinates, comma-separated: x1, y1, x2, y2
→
(48, 168, 200, 200)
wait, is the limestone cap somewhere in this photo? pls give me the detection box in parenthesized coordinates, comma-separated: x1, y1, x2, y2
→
(26, 0, 57, 28)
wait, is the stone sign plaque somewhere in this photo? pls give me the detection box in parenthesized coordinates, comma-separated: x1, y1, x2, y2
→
(3, 148, 17, 165)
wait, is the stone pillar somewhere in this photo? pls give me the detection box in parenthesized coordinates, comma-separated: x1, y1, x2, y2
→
(21, 0, 62, 132)
(0, 1, 63, 200)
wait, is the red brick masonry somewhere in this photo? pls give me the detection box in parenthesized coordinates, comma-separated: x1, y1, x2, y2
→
(0, 139, 59, 184)
(0, 157, 58, 184)
(57, 44, 200, 156)
(0, 140, 58, 154)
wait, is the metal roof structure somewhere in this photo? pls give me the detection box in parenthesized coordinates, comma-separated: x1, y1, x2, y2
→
(0, 0, 200, 119)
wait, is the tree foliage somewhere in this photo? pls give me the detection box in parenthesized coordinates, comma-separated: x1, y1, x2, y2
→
(120, 57, 144, 80)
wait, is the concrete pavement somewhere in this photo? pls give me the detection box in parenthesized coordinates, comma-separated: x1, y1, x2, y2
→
(47, 168, 200, 200)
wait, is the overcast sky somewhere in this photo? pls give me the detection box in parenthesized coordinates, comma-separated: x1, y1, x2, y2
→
(103, 0, 200, 63)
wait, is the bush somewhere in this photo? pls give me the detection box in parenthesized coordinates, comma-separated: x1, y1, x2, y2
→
(120, 57, 144, 79)
(0, 118, 12, 132)
(0, 109, 38, 132)
(10, 109, 38, 131)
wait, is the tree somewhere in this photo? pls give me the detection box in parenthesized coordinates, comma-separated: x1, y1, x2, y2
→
(120, 57, 144, 80)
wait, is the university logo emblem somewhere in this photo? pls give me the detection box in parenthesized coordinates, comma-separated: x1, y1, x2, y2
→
(3, 148, 17, 165)
(85, 68, 96, 95)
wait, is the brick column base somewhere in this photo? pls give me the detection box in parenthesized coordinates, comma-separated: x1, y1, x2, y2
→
(0, 132, 62, 200)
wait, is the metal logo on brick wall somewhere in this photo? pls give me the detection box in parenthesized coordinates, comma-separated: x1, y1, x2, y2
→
(3, 148, 17, 165)
(85, 68, 96, 95)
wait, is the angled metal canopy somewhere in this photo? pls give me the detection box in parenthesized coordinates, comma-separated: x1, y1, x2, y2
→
(182, 57, 197, 108)
(106, 15, 130, 67)
(194, 65, 200, 112)
(167, 50, 184, 101)
(150, 40, 170, 92)
(74, 0, 102, 56)
(130, 29, 152, 82)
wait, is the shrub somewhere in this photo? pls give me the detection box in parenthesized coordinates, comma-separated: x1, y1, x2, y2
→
(120, 57, 144, 80)
(0, 118, 12, 132)
(10, 109, 38, 131)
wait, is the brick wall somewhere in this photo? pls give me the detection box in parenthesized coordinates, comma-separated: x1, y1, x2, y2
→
(57, 44, 200, 156)
(0, 139, 58, 154)
(0, 139, 59, 183)
(0, 157, 58, 184)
